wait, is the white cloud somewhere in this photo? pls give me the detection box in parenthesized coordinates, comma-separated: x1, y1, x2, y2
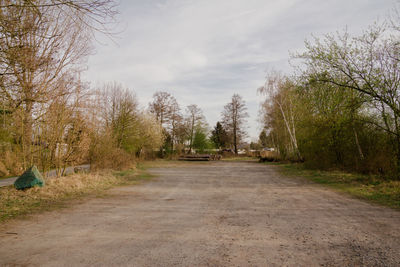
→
(84, 0, 395, 140)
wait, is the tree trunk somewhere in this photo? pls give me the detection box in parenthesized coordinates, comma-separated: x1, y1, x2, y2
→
(276, 100, 301, 160)
(233, 128, 237, 155)
(171, 118, 175, 153)
(353, 125, 364, 160)
(22, 101, 33, 168)
(396, 121, 400, 180)
(188, 117, 194, 154)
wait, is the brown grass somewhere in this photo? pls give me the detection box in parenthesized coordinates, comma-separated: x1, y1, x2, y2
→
(0, 169, 147, 223)
(0, 150, 23, 177)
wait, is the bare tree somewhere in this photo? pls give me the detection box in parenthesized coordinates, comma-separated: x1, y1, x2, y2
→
(88, 82, 163, 168)
(185, 104, 205, 154)
(0, 1, 118, 34)
(100, 82, 139, 151)
(258, 72, 302, 160)
(148, 91, 175, 126)
(0, 0, 116, 167)
(133, 112, 164, 158)
(168, 98, 182, 152)
(28, 74, 91, 176)
(221, 94, 248, 155)
(149, 91, 178, 156)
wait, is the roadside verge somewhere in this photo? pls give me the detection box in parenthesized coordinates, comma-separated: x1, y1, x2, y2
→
(0, 168, 153, 223)
(269, 162, 400, 210)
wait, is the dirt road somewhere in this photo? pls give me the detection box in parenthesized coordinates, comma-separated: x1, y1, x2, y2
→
(0, 161, 399, 266)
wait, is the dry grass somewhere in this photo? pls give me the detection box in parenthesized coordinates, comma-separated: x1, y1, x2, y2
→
(0, 150, 23, 177)
(0, 169, 148, 223)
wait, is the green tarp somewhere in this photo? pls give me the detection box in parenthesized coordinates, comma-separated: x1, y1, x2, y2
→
(14, 165, 45, 190)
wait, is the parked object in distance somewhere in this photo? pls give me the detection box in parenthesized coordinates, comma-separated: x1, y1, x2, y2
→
(262, 147, 275, 152)
(179, 154, 222, 161)
(220, 148, 235, 157)
(14, 166, 45, 190)
(237, 149, 246, 155)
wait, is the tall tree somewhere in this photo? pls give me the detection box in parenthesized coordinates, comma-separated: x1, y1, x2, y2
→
(131, 113, 164, 157)
(259, 130, 268, 147)
(37, 76, 90, 175)
(148, 91, 182, 155)
(185, 104, 205, 153)
(297, 25, 400, 175)
(258, 72, 302, 160)
(148, 91, 174, 126)
(0, 0, 116, 167)
(221, 94, 248, 155)
(106, 83, 139, 152)
(0, 1, 118, 33)
(168, 97, 182, 152)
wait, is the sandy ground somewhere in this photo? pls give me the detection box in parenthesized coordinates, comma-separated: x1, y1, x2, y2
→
(0, 161, 399, 266)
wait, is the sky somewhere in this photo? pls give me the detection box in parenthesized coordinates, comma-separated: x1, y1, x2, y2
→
(83, 0, 396, 142)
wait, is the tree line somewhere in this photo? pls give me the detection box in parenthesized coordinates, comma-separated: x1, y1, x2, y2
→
(0, 1, 251, 177)
(258, 12, 400, 179)
(0, 0, 163, 177)
(148, 91, 249, 156)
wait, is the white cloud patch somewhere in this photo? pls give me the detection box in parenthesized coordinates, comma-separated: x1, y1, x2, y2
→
(84, 0, 394, 140)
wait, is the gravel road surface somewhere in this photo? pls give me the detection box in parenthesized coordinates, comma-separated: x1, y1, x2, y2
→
(0, 161, 399, 266)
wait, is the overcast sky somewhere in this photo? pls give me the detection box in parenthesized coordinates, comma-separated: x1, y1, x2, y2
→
(83, 0, 395, 141)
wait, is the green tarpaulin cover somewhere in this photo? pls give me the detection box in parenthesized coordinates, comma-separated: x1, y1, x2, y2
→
(14, 165, 45, 190)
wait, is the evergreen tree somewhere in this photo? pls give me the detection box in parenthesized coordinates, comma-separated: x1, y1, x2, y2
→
(210, 121, 228, 149)
(259, 130, 268, 147)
